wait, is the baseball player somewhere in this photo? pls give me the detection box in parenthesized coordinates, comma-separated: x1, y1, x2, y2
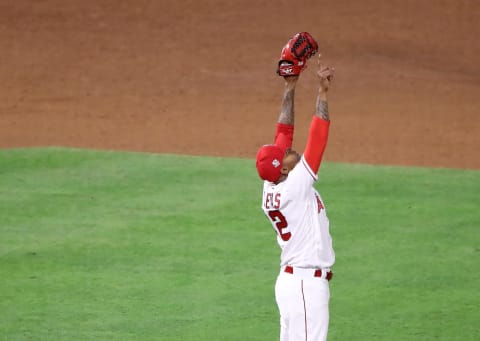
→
(255, 32, 335, 341)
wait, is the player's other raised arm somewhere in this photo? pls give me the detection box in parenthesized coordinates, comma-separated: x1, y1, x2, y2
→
(303, 55, 335, 175)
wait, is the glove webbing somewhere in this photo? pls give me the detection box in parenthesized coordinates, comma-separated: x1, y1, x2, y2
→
(291, 35, 314, 59)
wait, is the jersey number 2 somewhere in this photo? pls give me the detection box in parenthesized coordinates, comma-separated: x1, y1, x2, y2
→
(268, 210, 291, 241)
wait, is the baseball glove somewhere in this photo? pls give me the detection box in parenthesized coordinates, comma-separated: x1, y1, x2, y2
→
(277, 32, 319, 77)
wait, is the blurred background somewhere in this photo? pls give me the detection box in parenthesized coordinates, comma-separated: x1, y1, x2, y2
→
(1, 0, 479, 168)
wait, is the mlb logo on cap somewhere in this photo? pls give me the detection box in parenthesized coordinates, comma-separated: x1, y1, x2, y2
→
(256, 144, 285, 182)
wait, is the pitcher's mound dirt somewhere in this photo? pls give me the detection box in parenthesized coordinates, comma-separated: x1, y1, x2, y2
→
(1, 1, 479, 169)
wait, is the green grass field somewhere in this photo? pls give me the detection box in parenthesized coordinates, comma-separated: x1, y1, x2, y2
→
(1, 148, 479, 340)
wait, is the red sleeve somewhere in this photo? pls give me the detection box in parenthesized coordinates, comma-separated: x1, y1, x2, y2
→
(304, 117, 330, 174)
(274, 123, 294, 153)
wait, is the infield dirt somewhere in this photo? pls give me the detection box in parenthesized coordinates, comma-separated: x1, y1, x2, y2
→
(1, 0, 479, 169)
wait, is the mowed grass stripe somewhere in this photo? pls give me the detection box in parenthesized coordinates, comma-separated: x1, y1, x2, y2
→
(0, 148, 478, 340)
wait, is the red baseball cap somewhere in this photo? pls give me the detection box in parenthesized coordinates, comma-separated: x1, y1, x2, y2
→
(255, 144, 285, 182)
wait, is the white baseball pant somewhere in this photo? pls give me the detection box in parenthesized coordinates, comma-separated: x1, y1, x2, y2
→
(275, 267, 331, 341)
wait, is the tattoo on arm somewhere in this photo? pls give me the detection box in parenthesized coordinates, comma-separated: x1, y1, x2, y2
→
(316, 97, 329, 121)
(278, 87, 295, 125)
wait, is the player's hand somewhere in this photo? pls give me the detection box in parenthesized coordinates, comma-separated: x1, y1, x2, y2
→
(317, 54, 334, 93)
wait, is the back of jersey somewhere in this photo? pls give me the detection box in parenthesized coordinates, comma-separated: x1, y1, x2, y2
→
(262, 156, 335, 269)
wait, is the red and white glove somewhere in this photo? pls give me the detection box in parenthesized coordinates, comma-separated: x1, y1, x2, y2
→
(276, 32, 319, 77)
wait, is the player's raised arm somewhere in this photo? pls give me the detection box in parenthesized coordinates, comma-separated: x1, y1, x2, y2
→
(303, 55, 335, 175)
(278, 75, 298, 125)
(274, 75, 298, 151)
(256, 33, 318, 183)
